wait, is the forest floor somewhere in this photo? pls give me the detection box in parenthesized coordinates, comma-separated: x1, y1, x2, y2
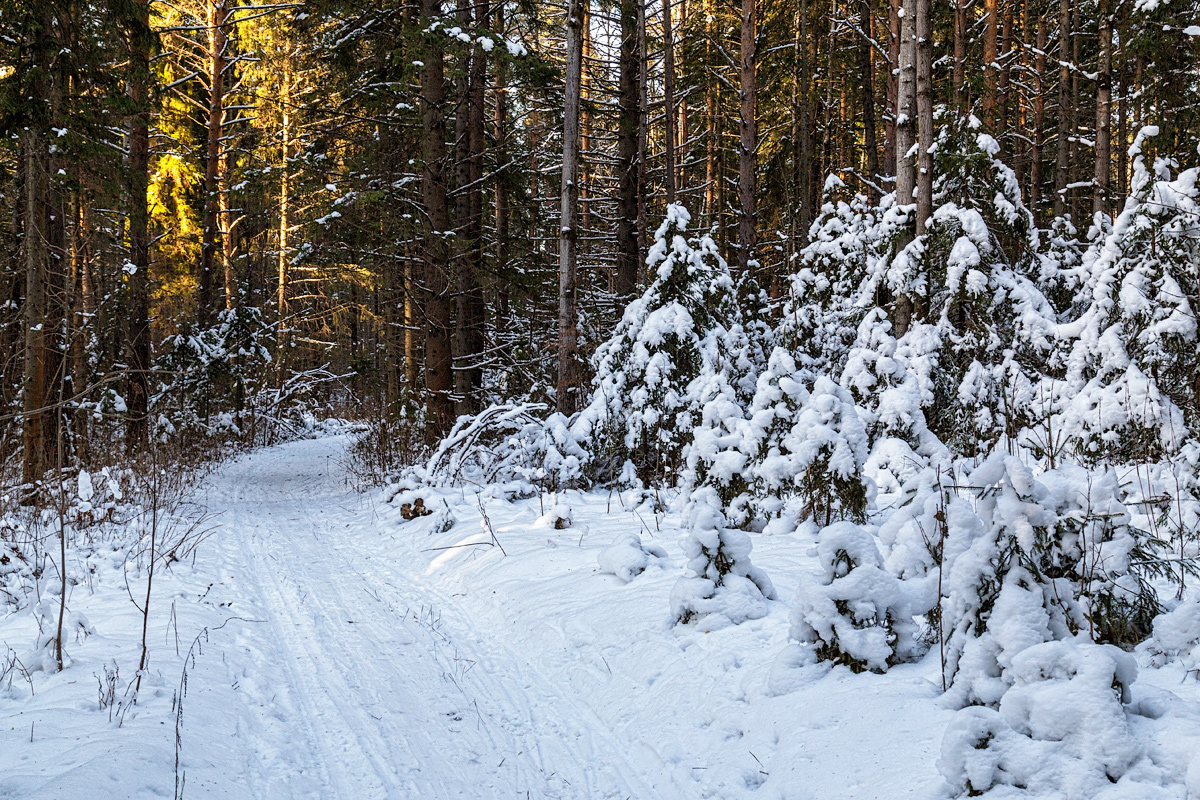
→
(2, 433, 1198, 799)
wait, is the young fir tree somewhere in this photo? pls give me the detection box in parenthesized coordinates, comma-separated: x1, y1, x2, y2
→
(742, 348, 871, 527)
(575, 205, 744, 484)
(791, 521, 930, 673)
(881, 114, 1058, 456)
(1057, 126, 1200, 465)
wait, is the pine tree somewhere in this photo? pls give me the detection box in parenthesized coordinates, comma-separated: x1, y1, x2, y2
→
(576, 205, 743, 484)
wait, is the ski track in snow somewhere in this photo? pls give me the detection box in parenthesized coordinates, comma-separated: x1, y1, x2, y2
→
(204, 436, 661, 800)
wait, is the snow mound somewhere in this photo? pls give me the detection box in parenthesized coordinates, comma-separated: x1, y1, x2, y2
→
(597, 532, 666, 582)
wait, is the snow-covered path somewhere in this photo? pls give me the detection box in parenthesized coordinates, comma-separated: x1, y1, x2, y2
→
(195, 435, 663, 799)
(2, 433, 962, 800)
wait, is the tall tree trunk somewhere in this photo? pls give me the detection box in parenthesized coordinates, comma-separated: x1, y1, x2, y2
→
(1031, 12, 1047, 217)
(704, 0, 717, 223)
(860, 0, 879, 187)
(276, 57, 291, 389)
(954, 0, 967, 109)
(125, 0, 153, 452)
(983, 0, 999, 127)
(1094, 0, 1112, 218)
(199, 0, 228, 326)
(493, 4, 511, 331)
(663, 0, 678, 203)
(615, 0, 640, 296)
(557, 0, 585, 413)
(636, 0, 648, 259)
(22, 129, 51, 490)
(915, 0, 933, 233)
(580, 3, 592, 235)
(420, 0, 454, 434)
(738, 0, 758, 272)
(1053, 0, 1071, 218)
(895, 0, 916, 208)
(885, 0, 899, 175)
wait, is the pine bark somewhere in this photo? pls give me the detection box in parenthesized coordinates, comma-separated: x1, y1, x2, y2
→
(1094, 0, 1112, 218)
(737, 0, 758, 272)
(615, 0, 640, 296)
(1053, 0, 1071, 217)
(420, 0, 454, 434)
(557, 0, 585, 413)
(663, 0, 678, 203)
(915, 0, 933, 233)
(124, 0, 153, 452)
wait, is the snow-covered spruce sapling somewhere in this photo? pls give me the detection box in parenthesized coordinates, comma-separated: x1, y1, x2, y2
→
(941, 455, 1163, 708)
(791, 522, 931, 673)
(939, 640, 1147, 799)
(1056, 126, 1200, 466)
(575, 204, 742, 485)
(671, 486, 776, 628)
(744, 348, 870, 526)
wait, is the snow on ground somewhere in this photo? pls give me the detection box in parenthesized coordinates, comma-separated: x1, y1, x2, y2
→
(1, 433, 1195, 799)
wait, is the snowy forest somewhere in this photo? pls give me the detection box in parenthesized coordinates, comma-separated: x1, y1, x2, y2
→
(3, 0, 1200, 796)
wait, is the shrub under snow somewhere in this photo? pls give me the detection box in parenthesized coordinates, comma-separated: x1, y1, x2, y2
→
(939, 640, 1166, 799)
(671, 486, 776, 629)
(790, 522, 932, 673)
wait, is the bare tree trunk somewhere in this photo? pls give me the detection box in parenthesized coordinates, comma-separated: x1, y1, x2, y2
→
(983, 0, 999, 127)
(580, 3, 592, 235)
(892, 0, 917, 337)
(493, 4, 511, 330)
(796, 0, 816, 231)
(885, 0, 899, 175)
(1053, 0, 1071, 218)
(704, 0, 717, 223)
(954, 0, 967, 110)
(915, 0, 933, 233)
(738, 0, 758, 272)
(420, 0, 454, 434)
(276, 59, 291, 389)
(895, 0, 916, 208)
(22, 131, 51, 491)
(1031, 12, 1047, 217)
(558, 0, 585, 413)
(663, 0, 678, 203)
(454, 0, 487, 415)
(199, 0, 228, 326)
(1094, 0, 1112, 218)
(636, 0, 648, 260)
(1115, 28, 1128, 198)
(860, 0, 879, 187)
(615, 0, 640, 296)
(997, 0, 1012, 139)
(125, 0, 153, 452)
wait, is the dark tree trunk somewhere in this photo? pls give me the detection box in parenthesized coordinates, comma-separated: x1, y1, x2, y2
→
(615, 0, 640, 296)
(420, 0, 454, 435)
(738, 0, 758, 272)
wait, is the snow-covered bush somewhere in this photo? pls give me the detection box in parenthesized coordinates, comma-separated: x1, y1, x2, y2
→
(671, 485, 776, 629)
(576, 204, 748, 485)
(597, 532, 666, 583)
(422, 403, 587, 490)
(791, 522, 932, 673)
(1141, 601, 1200, 674)
(942, 455, 1162, 707)
(939, 640, 1152, 799)
(744, 348, 870, 526)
